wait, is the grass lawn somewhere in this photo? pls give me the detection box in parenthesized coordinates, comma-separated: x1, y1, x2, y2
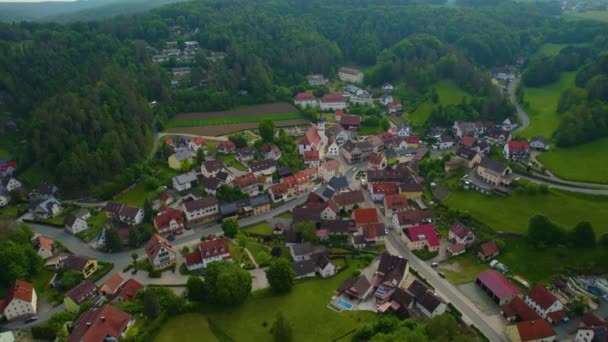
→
(215, 154, 247, 171)
(0, 147, 8, 159)
(76, 211, 107, 242)
(155, 260, 374, 342)
(115, 182, 153, 207)
(440, 253, 489, 285)
(532, 43, 568, 58)
(167, 112, 303, 128)
(244, 222, 274, 235)
(408, 80, 470, 128)
(276, 212, 293, 219)
(246, 242, 271, 266)
(500, 237, 608, 284)
(0, 204, 27, 218)
(31, 270, 64, 306)
(358, 124, 384, 136)
(565, 10, 608, 23)
(518, 72, 576, 139)
(538, 137, 608, 183)
(443, 188, 608, 235)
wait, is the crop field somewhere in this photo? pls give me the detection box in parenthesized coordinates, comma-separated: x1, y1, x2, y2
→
(168, 103, 301, 127)
(167, 112, 304, 128)
(166, 119, 310, 136)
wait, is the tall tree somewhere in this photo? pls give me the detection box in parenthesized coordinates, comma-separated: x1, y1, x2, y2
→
(266, 259, 295, 293)
(258, 119, 276, 142)
(203, 261, 251, 305)
(221, 218, 240, 238)
(571, 221, 596, 248)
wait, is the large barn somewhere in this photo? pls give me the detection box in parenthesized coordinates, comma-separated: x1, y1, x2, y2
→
(475, 270, 522, 306)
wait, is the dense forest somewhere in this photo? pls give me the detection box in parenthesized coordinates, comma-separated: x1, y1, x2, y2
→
(1, 0, 608, 192)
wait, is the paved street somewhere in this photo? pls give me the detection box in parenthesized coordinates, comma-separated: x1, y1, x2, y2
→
(509, 77, 530, 133)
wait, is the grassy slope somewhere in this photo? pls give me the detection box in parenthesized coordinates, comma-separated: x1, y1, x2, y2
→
(443, 189, 608, 235)
(532, 43, 567, 58)
(538, 137, 608, 183)
(409, 80, 470, 127)
(167, 112, 302, 128)
(156, 261, 374, 342)
(518, 72, 576, 139)
(564, 10, 608, 23)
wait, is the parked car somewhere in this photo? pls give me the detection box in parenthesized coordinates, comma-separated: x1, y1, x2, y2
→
(431, 262, 439, 268)
(437, 271, 446, 278)
(24, 316, 38, 324)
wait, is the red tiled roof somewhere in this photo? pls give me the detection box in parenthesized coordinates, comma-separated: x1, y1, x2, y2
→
(353, 208, 379, 224)
(300, 125, 322, 147)
(68, 305, 132, 342)
(112, 279, 143, 302)
(476, 270, 521, 300)
(0, 280, 35, 312)
(448, 243, 466, 254)
(338, 67, 361, 75)
(332, 190, 365, 207)
(371, 183, 398, 195)
(450, 222, 472, 239)
(479, 240, 500, 258)
(514, 320, 556, 342)
(340, 115, 361, 126)
(361, 223, 386, 240)
(323, 160, 340, 171)
(191, 136, 205, 145)
(281, 175, 296, 188)
(218, 140, 235, 150)
(395, 210, 433, 226)
(335, 110, 344, 117)
(507, 140, 529, 153)
(153, 209, 184, 231)
(198, 239, 231, 261)
(500, 296, 541, 321)
(102, 273, 124, 294)
(527, 285, 559, 311)
(304, 150, 320, 161)
(460, 136, 476, 147)
(403, 224, 439, 247)
(270, 183, 289, 196)
(547, 310, 567, 323)
(384, 194, 408, 210)
(203, 160, 224, 173)
(321, 93, 346, 103)
(32, 235, 54, 250)
(145, 234, 176, 261)
(185, 250, 203, 266)
(233, 172, 257, 189)
(368, 152, 384, 165)
(293, 171, 309, 185)
(295, 91, 316, 101)
(406, 136, 420, 144)
(581, 313, 606, 327)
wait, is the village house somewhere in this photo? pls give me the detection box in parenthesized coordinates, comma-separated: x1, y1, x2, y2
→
(351, 91, 373, 105)
(293, 91, 318, 108)
(100, 273, 124, 296)
(504, 140, 530, 160)
(182, 196, 219, 222)
(505, 320, 556, 342)
(460, 135, 477, 149)
(352, 208, 379, 226)
(153, 208, 185, 237)
(331, 190, 365, 211)
(29, 197, 62, 218)
(449, 222, 476, 245)
(118, 205, 144, 226)
(67, 305, 132, 342)
(326, 137, 340, 157)
(111, 279, 144, 304)
(370, 183, 398, 202)
(357, 223, 386, 245)
(320, 201, 339, 220)
(328, 124, 349, 146)
(485, 127, 512, 145)
(249, 159, 277, 177)
(401, 224, 440, 252)
(320, 93, 348, 111)
(233, 172, 258, 194)
(201, 160, 225, 178)
(306, 74, 328, 86)
(0, 160, 17, 177)
(0, 280, 37, 320)
(217, 140, 236, 154)
(145, 234, 177, 271)
(453, 121, 485, 138)
(382, 83, 394, 92)
(475, 140, 491, 156)
(328, 176, 349, 193)
(478, 240, 501, 261)
(380, 93, 394, 106)
(417, 292, 447, 318)
(383, 193, 409, 217)
(339, 115, 361, 132)
(340, 140, 362, 164)
(1, 176, 22, 192)
(338, 67, 364, 84)
(292, 259, 316, 279)
(185, 238, 232, 271)
(476, 157, 513, 187)
(475, 269, 522, 305)
(61, 255, 98, 279)
(261, 143, 282, 160)
(298, 124, 324, 155)
(236, 147, 256, 163)
(529, 136, 549, 151)
(432, 135, 455, 150)
(269, 183, 289, 203)
(338, 275, 373, 300)
(188, 136, 205, 151)
(525, 285, 566, 323)
(575, 313, 608, 342)
(453, 148, 482, 169)
(168, 150, 193, 170)
(319, 159, 341, 182)
(64, 280, 100, 313)
(387, 102, 403, 114)
(0, 193, 8, 207)
(250, 195, 271, 215)
(64, 209, 90, 235)
(304, 150, 321, 168)
(447, 243, 466, 256)
(172, 171, 197, 192)
(393, 210, 433, 229)
(367, 152, 387, 171)
(500, 296, 541, 323)
(31, 235, 55, 259)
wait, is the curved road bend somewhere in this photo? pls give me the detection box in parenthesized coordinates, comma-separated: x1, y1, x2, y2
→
(509, 77, 530, 133)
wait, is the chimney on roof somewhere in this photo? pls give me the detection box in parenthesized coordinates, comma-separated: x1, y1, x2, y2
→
(101, 316, 105, 322)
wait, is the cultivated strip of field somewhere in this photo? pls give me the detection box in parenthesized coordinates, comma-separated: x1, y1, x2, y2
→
(167, 112, 304, 127)
(166, 119, 310, 136)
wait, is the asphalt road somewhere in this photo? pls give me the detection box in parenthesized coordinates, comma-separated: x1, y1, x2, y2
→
(509, 77, 530, 133)
(514, 172, 608, 195)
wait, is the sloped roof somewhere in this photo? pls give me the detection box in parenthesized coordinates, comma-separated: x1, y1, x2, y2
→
(418, 292, 443, 313)
(476, 269, 521, 300)
(352, 208, 378, 224)
(450, 222, 473, 239)
(500, 296, 541, 321)
(479, 157, 508, 175)
(113, 279, 144, 302)
(292, 260, 316, 277)
(403, 224, 439, 247)
(101, 273, 124, 295)
(515, 320, 556, 342)
(395, 210, 433, 226)
(145, 234, 176, 261)
(321, 93, 345, 103)
(63, 255, 95, 272)
(0, 280, 35, 312)
(67, 305, 131, 342)
(233, 172, 257, 189)
(507, 140, 529, 153)
(527, 285, 559, 311)
(66, 280, 98, 305)
(294, 91, 316, 101)
(479, 240, 500, 258)
(153, 209, 183, 231)
(384, 194, 409, 210)
(183, 196, 218, 212)
(203, 160, 224, 173)
(332, 190, 364, 207)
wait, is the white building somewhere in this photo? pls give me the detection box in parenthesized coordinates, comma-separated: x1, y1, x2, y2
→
(293, 92, 318, 108)
(0, 280, 37, 320)
(144, 234, 177, 271)
(320, 93, 347, 111)
(185, 238, 232, 271)
(338, 67, 364, 84)
(172, 171, 197, 192)
(0, 194, 8, 207)
(326, 137, 340, 157)
(525, 285, 565, 322)
(182, 196, 219, 222)
(2, 177, 22, 192)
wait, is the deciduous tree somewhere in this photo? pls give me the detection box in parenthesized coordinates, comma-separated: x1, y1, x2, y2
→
(266, 259, 295, 293)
